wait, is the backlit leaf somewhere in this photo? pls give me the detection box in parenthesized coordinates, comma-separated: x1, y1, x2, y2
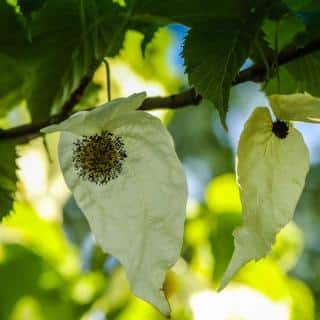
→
(182, 3, 268, 126)
(262, 15, 305, 51)
(0, 54, 24, 116)
(286, 52, 320, 96)
(0, 0, 127, 121)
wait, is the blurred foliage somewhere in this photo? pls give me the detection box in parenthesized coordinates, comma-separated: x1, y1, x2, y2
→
(0, 203, 104, 320)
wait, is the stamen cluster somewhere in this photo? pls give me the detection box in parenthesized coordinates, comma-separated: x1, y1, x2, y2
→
(72, 131, 127, 185)
(272, 120, 289, 139)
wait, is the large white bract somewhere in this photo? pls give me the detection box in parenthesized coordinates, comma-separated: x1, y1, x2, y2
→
(42, 92, 188, 316)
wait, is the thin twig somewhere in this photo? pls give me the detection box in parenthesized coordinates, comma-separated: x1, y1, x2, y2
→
(104, 59, 112, 102)
(139, 88, 201, 110)
(275, 21, 281, 93)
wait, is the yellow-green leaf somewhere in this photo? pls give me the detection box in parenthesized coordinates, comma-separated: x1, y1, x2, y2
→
(220, 107, 309, 289)
(269, 93, 320, 123)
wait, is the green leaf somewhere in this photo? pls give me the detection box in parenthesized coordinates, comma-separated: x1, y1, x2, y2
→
(17, 0, 47, 17)
(139, 24, 159, 56)
(0, 2, 27, 56)
(23, 0, 127, 121)
(220, 107, 309, 289)
(283, 0, 312, 10)
(0, 54, 25, 116)
(0, 141, 18, 220)
(0, 2, 27, 116)
(0, 0, 128, 121)
(262, 15, 306, 51)
(264, 66, 297, 95)
(129, 0, 250, 61)
(42, 93, 188, 317)
(183, 16, 263, 126)
(269, 92, 320, 122)
(286, 52, 320, 96)
(264, 52, 320, 96)
(130, 1, 271, 125)
(129, 0, 248, 24)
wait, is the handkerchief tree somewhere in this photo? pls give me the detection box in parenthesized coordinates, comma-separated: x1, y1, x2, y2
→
(1, 0, 320, 317)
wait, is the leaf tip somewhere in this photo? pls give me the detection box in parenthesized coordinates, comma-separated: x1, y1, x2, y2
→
(219, 111, 228, 131)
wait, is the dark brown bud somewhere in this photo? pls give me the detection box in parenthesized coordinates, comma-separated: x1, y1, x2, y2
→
(272, 120, 289, 139)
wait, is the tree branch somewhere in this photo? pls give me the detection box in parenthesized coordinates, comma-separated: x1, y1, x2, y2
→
(1, 39, 320, 142)
(139, 88, 202, 111)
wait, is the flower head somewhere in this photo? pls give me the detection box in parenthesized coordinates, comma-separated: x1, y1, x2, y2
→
(72, 131, 127, 185)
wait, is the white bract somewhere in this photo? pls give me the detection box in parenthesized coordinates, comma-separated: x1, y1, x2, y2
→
(269, 93, 320, 123)
(220, 107, 309, 289)
(42, 92, 188, 316)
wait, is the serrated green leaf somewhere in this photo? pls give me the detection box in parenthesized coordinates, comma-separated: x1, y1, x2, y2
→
(24, 0, 127, 121)
(140, 25, 159, 56)
(286, 52, 320, 96)
(262, 15, 306, 51)
(0, 0, 129, 121)
(42, 93, 188, 317)
(269, 92, 320, 122)
(220, 107, 309, 289)
(0, 54, 25, 116)
(264, 66, 297, 95)
(264, 52, 320, 96)
(129, 0, 250, 62)
(0, 141, 18, 220)
(183, 17, 263, 126)
(129, 1, 271, 125)
(250, 30, 275, 65)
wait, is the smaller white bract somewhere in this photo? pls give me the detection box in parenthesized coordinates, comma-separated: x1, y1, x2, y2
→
(219, 93, 320, 290)
(42, 92, 188, 317)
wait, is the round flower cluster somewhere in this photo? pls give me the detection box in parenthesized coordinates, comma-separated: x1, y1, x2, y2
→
(72, 131, 127, 185)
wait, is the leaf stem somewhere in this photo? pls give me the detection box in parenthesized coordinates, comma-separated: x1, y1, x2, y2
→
(255, 39, 270, 90)
(274, 21, 281, 93)
(104, 59, 112, 102)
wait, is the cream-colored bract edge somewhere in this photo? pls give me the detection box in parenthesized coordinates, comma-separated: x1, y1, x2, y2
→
(269, 93, 320, 123)
(41, 93, 188, 317)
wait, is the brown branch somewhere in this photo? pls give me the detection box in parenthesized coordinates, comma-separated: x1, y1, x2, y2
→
(141, 39, 320, 110)
(234, 38, 320, 84)
(1, 39, 320, 142)
(139, 88, 202, 111)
